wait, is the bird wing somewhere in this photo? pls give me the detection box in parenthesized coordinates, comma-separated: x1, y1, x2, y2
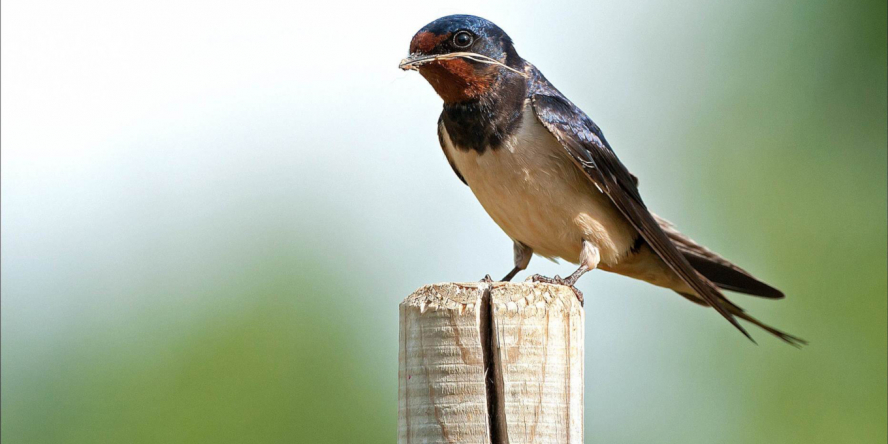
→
(530, 92, 753, 340)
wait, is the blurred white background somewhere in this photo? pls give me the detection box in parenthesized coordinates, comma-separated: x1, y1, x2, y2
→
(2, 1, 885, 442)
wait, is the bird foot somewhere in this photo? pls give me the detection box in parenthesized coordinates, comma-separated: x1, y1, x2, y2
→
(479, 274, 494, 283)
(528, 274, 584, 305)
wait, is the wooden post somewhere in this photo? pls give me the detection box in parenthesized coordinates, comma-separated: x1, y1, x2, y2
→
(398, 282, 584, 443)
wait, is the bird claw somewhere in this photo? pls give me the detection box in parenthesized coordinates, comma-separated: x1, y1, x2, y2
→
(480, 274, 494, 283)
(528, 274, 584, 305)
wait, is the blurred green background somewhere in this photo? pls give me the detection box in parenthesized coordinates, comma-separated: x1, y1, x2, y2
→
(1, 0, 885, 442)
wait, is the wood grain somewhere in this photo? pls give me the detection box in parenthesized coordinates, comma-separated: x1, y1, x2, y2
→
(398, 282, 584, 443)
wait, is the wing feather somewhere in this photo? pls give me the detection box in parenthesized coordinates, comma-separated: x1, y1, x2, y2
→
(531, 93, 753, 340)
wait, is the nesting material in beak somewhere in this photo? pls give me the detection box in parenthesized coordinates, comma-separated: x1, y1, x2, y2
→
(399, 52, 526, 76)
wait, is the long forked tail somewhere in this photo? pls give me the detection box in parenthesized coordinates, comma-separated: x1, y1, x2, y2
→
(728, 306, 807, 347)
(653, 214, 785, 299)
(649, 213, 803, 345)
(677, 291, 806, 347)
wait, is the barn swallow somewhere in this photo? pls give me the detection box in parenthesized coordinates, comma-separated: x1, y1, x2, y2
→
(400, 15, 804, 345)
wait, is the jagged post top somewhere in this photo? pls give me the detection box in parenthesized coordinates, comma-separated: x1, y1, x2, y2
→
(398, 282, 584, 444)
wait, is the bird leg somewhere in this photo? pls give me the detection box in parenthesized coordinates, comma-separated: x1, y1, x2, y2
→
(529, 266, 588, 305)
(528, 241, 599, 305)
(481, 241, 533, 283)
(501, 241, 532, 281)
(501, 267, 521, 282)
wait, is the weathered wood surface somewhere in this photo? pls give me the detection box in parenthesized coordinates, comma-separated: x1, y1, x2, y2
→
(398, 282, 584, 444)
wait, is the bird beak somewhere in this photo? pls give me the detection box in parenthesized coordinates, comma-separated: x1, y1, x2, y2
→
(400, 52, 527, 76)
(398, 54, 440, 71)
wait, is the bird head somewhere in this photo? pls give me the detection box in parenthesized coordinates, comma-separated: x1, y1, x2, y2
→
(400, 15, 525, 104)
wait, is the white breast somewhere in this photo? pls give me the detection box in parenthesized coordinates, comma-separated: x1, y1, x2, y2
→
(440, 101, 637, 265)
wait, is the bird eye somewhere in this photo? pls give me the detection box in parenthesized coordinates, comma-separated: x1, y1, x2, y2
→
(453, 31, 473, 48)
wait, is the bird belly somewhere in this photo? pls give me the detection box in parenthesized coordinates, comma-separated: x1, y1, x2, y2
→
(440, 106, 638, 265)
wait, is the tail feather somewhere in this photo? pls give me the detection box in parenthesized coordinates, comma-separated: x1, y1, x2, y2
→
(630, 214, 801, 345)
(684, 254, 784, 298)
(653, 213, 784, 299)
(677, 291, 806, 346)
(731, 308, 807, 348)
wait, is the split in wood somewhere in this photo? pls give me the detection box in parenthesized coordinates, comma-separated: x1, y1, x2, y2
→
(398, 282, 584, 444)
